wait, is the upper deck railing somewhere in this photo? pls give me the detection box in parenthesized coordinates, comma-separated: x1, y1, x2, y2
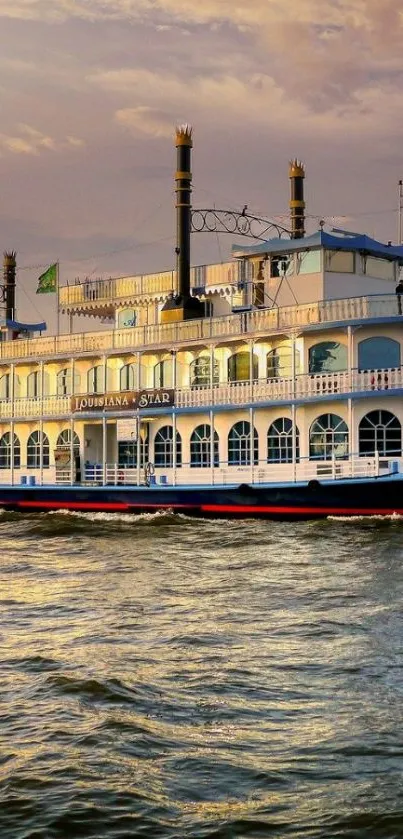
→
(59, 262, 239, 309)
(1, 293, 401, 364)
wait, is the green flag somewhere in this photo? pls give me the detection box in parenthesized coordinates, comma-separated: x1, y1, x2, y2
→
(36, 263, 58, 294)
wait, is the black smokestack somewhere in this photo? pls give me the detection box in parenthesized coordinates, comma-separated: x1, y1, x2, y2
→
(175, 124, 192, 297)
(3, 251, 16, 321)
(289, 160, 305, 239)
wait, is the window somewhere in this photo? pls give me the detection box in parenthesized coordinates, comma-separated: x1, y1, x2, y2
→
(190, 357, 219, 387)
(154, 359, 173, 389)
(267, 418, 300, 463)
(325, 250, 355, 272)
(27, 371, 39, 398)
(309, 341, 348, 374)
(57, 368, 81, 396)
(228, 421, 258, 466)
(0, 374, 9, 400)
(228, 352, 259, 382)
(358, 337, 400, 371)
(117, 308, 136, 328)
(267, 345, 300, 379)
(27, 431, 50, 468)
(56, 429, 80, 452)
(359, 410, 401, 457)
(270, 255, 293, 278)
(309, 413, 348, 460)
(364, 256, 395, 281)
(87, 365, 104, 394)
(120, 363, 136, 391)
(190, 424, 219, 467)
(118, 430, 149, 468)
(0, 432, 20, 469)
(296, 250, 321, 275)
(154, 426, 182, 467)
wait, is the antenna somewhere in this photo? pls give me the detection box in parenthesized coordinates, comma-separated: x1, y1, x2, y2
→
(398, 180, 403, 245)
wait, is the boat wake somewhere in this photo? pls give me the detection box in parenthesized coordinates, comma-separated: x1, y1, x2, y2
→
(327, 512, 403, 522)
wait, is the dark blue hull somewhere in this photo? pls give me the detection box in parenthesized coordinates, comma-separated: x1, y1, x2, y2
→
(0, 475, 403, 518)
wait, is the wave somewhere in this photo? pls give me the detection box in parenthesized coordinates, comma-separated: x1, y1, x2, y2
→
(327, 512, 403, 522)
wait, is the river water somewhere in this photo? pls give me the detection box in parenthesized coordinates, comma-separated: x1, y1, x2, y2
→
(1, 510, 403, 838)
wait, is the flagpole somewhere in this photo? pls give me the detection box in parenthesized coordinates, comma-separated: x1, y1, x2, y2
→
(56, 261, 60, 337)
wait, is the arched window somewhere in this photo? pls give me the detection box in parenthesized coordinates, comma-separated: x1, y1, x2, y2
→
(358, 337, 401, 371)
(120, 363, 136, 392)
(154, 426, 182, 467)
(309, 413, 348, 460)
(0, 374, 9, 400)
(154, 359, 173, 389)
(190, 424, 219, 467)
(118, 430, 149, 468)
(57, 368, 80, 396)
(117, 308, 136, 328)
(267, 418, 300, 463)
(0, 432, 20, 469)
(309, 341, 347, 374)
(228, 352, 259, 382)
(87, 365, 104, 394)
(228, 421, 258, 466)
(190, 357, 220, 387)
(56, 429, 80, 452)
(267, 345, 300, 379)
(27, 431, 50, 468)
(359, 410, 401, 457)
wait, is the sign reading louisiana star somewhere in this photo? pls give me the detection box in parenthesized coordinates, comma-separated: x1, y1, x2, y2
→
(71, 389, 175, 413)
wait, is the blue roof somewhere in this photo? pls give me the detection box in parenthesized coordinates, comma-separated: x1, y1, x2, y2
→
(0, 319, 46, 332)
(232, 230, 403, 261)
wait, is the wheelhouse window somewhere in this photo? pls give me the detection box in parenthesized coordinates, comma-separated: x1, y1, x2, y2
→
(267, 418, 299, 463)
(0, 432, 20, 469)
(228, 352, 258, 383)
(267, 345, 300, 379)
(190, 424, 219, 467)
(359, 410, 401, 457)
(309, 413, 348, 460)
(309, 341, 348, 374)
(228, 421, 258, 466)
(120, 363, 136, 392)
(190, 357, 219, 387)
(27, 431, 50, 468)
(364, 256, 395, 281)
(358, 337, 401, 371)
(325, 250, 355, 272)
(154, 426, 182, 468)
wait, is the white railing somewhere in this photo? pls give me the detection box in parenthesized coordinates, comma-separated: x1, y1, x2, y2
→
(0, 293, 401, 363)
(1, 366, 402, 419)
(1, 454, 399, 488)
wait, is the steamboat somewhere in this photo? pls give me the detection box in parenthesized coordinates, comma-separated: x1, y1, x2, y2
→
(0, 126, 403, 518)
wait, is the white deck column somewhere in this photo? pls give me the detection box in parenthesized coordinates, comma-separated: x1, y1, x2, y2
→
(39, 417, 44, 486)
(347, 325, 353, 392)
(250, 405, 255, 483)
(210, 408, 214, 485)
(292, 403, 297, 482)
(172, 410, 177, 485)
(102, 416, 107, 485)
(10, 419, 14, 486)
(136, 413, 141, 486)
(348, 397, 353, 469)
(70, 415, 75, 484)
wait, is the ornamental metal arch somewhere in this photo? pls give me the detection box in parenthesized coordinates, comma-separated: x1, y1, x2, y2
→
(191, 209, 291, 241)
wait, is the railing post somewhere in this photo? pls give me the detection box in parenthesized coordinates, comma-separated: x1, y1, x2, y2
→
(102, 415, 107, 485)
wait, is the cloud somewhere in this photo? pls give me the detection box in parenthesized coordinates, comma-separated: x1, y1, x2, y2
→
(115, 106, 174, 138)
(1, 0, 402, 111)
(0, 123, 84, 155)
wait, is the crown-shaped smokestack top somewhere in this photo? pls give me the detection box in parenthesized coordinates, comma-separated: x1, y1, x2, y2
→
(289, 159, 305, 239)
(176, 124, 193, 147)
(289, 159, 305, 179)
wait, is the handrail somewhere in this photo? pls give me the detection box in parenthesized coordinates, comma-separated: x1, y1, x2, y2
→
(0, 293, 401, 364)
